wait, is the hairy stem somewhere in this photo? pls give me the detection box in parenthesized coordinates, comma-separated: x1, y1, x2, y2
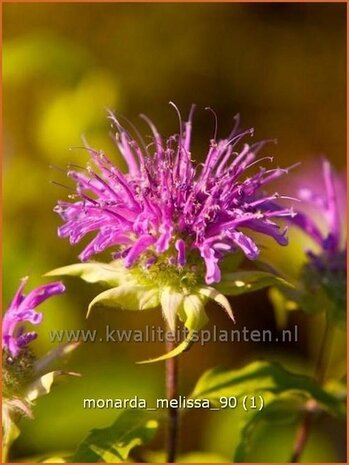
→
(166, 335, 179, 463)
(290, 319, 334, 462)
(289, 411, 312, 463)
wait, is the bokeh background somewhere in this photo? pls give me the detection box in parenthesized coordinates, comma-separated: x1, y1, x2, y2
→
(3, 2, 346, 462)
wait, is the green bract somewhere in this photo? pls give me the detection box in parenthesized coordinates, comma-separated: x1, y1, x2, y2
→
(47, 260, 228, 362)
(47, 260, 292, 362)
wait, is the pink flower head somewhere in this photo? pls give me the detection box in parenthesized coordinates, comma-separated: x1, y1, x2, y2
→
(55, 105, 294, 284)
(292, 159, 346, 267)
(2, 278, 65, 358)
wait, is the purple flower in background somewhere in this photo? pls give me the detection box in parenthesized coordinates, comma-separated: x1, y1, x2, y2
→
(292, 159, 346, 266)
(2, 279, 77, 449)
(2, 277, 65, 358)
(287, 158, 346, 326)
(55, 105, 294, 285)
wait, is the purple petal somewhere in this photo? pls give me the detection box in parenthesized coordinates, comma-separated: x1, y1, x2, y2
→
(2, 280, 65, 358)
(243, 219, 288, 246)
(8, 276, 28, 310)
(227, 231, 259, 259)
(54, 107, 295, 286)
(155, 223, 173, 253)
(23, 282, 65, 309)
(200, 246, 221, 284)
(323, 160, 341, 252)
(124, 235, 155, 268)
(175, 239, 186, 266)
(290, 159, 346, 256)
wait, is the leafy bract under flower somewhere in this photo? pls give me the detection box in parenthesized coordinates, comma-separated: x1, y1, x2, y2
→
(55, 106, 294, 286)
(47, 260, 292, 362)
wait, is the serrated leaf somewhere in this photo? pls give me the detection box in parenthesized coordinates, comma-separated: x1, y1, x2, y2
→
(217, 271, 293, 296)
(191, 361, 345, 417)
(87, 285, 160, 317)
(45, 261, 124, 287)
(191, 361, 346, 461)
(70, 410, 158, 463)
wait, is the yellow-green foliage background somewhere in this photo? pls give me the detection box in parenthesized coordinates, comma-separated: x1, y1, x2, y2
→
(3, 3, 346, 462)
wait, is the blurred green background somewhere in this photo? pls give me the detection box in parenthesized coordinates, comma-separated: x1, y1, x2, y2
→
(3, 3, 346, 462)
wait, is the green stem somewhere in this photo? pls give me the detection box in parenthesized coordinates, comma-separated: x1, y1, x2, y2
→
(314, 320, 334, 385)
(290, 318, 334, 463)
(165, 334, 179, 463)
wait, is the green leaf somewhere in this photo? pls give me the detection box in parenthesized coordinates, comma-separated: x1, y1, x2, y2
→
(255, 391, 305, 425)
(325, 379, 347, 401)
(45, 261, 125, 287)
(191, 361, 345, 417)
(234, 391, 304, 461)
(87, 285, 160, 317)
(70, 410, 158, 463)
(219, 251, 245, 273)
(192, 361, 345, 461)
(216, 271, 293, 296)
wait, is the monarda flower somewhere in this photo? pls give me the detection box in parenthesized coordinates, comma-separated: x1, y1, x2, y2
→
(2, 278, 78, 455)
(290, 159, 346, 326)
(2, 277, 65, 358)
(49, 105, 293, 361)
